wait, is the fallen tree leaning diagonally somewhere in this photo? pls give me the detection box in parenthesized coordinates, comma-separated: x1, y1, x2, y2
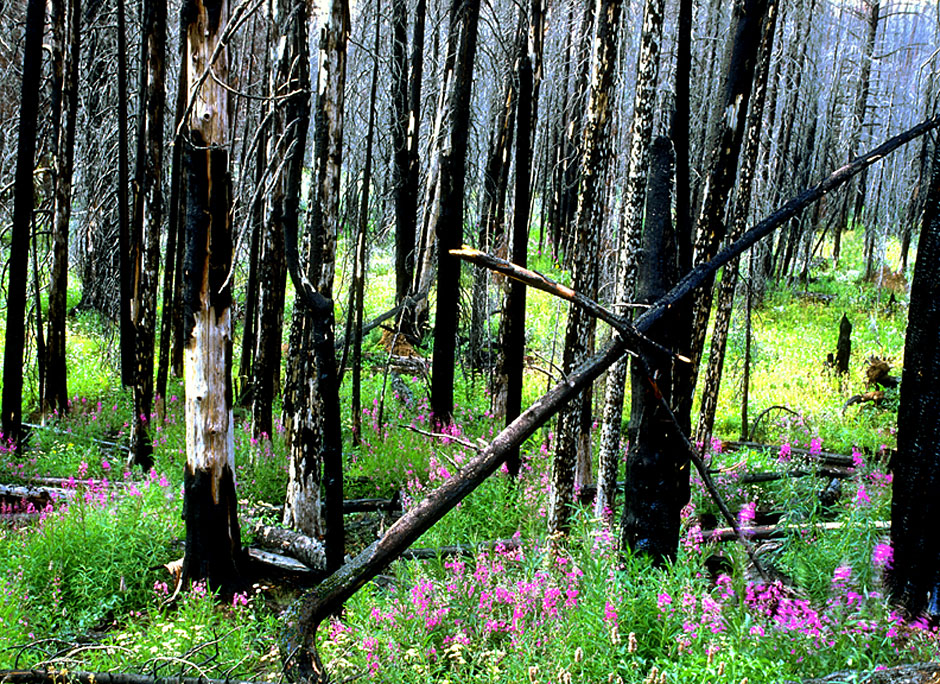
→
(278, 115, 940, 684)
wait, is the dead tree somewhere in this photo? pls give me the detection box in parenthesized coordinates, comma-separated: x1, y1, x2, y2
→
(45, 0, 81, 415)
(128, 0, 167, 470)
(428, 0, 482, 425)
(595, 0, 667, 520)
(888, 141, 940, 620)
(1, 0, 46, 447)
(178, 0, 244, 594)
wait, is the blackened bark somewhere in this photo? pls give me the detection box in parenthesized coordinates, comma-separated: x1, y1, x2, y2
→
(596, 0, 667, 519)
(45, 0, 80, 415)
(429, 0, 481, 425)
(351, 0, 382, 446)
(836, 314, 852, 376)
(688, 0, 768, 386)
(621, 136, 684, 563)
(156, 51, 188, 415)
(2, 0, 45, 446)
(391, 0, 410, 305)
(179, 0, 243, 594)
(129, 0, 167, 470)
(888, 142, 940, 620)
(500, 51, 533, 477)
(117, 0, 134, 388)
(283, 0, 347, 575)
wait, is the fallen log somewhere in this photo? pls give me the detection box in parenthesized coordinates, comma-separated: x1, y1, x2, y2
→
(701, 520, 890, 543)
(0, 670, 262, 684)
(795, 662, 940, 684)
(250, 523, 326, 571)
(0, 484, 69, 508)
(400, 538, 524, 561)
(738, 467, 853, 484)
(723, 441, 855, 467)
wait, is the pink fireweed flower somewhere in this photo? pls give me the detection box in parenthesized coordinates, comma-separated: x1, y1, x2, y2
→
(872, 543, 893, 570)
(855, 483, 871, 506)
(657, 592, 673, 611)
(779, 441, 792, 462)
(809, 437, 823, 456)
(832, 565, 852, 585)
(738, 501, 757, 527)
(852, 447, 865, 469)
(604, 600, 618, 625)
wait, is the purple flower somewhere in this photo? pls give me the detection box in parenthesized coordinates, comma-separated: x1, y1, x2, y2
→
(809, 437, 823, 456)
(657, 592, 673, 611)
(872, 543, 893, 569)
(855, 483, 871, 507)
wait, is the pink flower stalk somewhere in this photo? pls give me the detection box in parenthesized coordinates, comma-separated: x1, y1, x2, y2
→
(872, 543, 893, 569)
(809, 437, 823, 456)
(855, 483, 871, 506)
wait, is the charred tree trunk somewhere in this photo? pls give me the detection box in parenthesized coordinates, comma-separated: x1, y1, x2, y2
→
(45, 0, 80, 416)
(429, 0, 481, 425)
(621, 136, 684, 563)
(2, 0, 45, 447)
(595, 0, 666, 521)
(117, 0, 134, 388)
(128, 0, 167, 470)
(179, 0, 243, 594)
(888, 141, 940, 620)
(688, 0, 768, 391)
(283, 0, 347, 575)
(836, 313, 852, 376)
(498, 46, 534, 477)
(549, 0, 621, 537)
(156, 51, 188, 416)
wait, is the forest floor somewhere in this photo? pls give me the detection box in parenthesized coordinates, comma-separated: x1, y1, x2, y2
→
(1, 230, 938, 683)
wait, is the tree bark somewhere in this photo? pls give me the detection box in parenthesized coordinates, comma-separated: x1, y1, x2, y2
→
(283, 0, 348, 575)
(128, 0, 167, 470)
(1, 0, 45, 447)
(498, 45, 534, 477)
(621, 136, 684, 563)
(179, 0, 243, 594)
(45, 0, 81, 416)
(429, 0, 482, 425)
(888, 141, 940, 620)
(595, 0, 667, 520)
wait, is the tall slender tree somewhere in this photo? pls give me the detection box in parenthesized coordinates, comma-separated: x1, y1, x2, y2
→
(44, 0, 80, 416)
(2, 0, 46, 447)
(595, 0, 667, 520)
(283, 0, 348, 574)
(128, 0, 167, 470)
(429, 0, 482, 425)
(179, 0, 244, 593)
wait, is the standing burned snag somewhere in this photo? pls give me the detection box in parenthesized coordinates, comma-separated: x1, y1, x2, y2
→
(178, 0, 244, 594)
(128, 0, 167, 470)
(888, 142, 940, 620)
(596, 0, 667, 521)
(620, 137, 686, 564)
(45, 0, 81, 416)
(2, 0, 45, 448)
(549, 0, 621, 537)
(429, 0, 482, 426)
(283, 0, 348, 574)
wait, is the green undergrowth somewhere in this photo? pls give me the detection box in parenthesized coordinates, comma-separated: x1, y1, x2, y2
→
(0, 229, 930, 682)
